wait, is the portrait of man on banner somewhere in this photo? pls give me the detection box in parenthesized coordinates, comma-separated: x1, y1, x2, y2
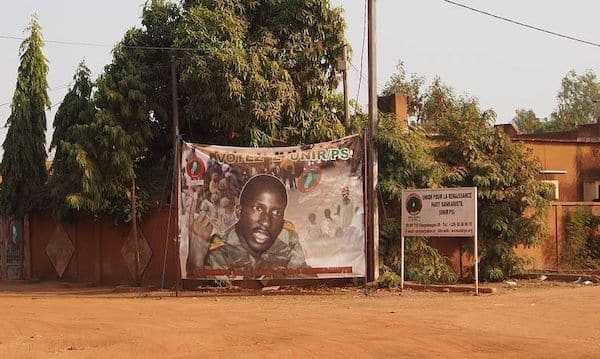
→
(178, 135, 366, 279)
(186, 174, 309, 275)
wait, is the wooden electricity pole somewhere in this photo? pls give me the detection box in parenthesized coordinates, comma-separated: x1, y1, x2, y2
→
(342, 45, 350, 129)
(367, 0, 379, 281)
(171, 55, 182, 295)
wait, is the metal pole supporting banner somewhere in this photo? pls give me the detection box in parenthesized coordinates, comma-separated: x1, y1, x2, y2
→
(131, 178, 141, 287)
(160, 152, 176, 290)
(474, 187, 479, 296)
(400, 235, 405, 291)
(363, 130, 369, 296)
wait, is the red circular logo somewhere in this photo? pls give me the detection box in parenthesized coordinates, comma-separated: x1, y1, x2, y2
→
(185, 152, 206, 180)
(406, 193, 423, 215)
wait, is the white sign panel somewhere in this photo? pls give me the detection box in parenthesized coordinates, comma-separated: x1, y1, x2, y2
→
(401, 187, 477, 237)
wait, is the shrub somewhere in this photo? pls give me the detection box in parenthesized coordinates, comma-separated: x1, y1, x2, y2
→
(561, 206, 600, 269)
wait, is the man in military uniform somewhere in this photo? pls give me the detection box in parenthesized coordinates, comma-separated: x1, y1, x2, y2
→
(187, 174, 308, 275)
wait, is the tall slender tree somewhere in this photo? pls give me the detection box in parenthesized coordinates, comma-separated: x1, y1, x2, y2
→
(0, 16, 50, 216)
(49, 61, 96, 221)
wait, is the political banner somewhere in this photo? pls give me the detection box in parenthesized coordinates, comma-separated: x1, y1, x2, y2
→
(179, 135, 365, 279)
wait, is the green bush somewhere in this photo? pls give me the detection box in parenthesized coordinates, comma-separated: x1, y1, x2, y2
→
(377, 267, 402, 289)
(380, 221, 457, 285)
(561, 206, 600, 269)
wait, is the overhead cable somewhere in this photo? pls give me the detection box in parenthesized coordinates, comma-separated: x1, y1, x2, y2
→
(443, 0, 600, 48)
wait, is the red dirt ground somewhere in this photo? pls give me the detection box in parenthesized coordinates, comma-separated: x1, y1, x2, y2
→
(0, 281, 598, 358)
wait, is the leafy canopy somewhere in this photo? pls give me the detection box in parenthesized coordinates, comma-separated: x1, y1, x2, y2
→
(46, 0, 349, 222)
(0, 15, 50, 216)
(379, 61, 550, 281)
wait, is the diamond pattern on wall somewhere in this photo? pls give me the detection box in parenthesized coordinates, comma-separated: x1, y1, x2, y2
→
(45, 225, 75, 278)
(121, 226, 152, 280)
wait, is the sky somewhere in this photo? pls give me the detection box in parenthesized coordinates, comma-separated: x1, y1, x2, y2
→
(2, 0, 600, 156)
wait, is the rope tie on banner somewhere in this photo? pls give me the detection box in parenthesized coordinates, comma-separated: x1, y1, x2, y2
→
(160, 148, 177, 290)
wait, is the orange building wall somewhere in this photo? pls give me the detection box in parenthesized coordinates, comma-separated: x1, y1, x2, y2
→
(520, 141, 595, 201)
(431, 203, 600, 274)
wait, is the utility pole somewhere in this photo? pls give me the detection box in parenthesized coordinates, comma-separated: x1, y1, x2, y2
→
(171, 55, 182, 295)
(171, 55, 180, 194)
(131, 176, 141, 286)
(340, 45, 350, 129)
(367, 0, 379, 281)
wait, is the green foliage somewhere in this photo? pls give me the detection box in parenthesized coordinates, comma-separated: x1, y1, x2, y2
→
(420, 77, 455, 128)
(177, 0, 347, 146)
(0, 15, 50, 216)
(60, 111, 140, 221)
(515, 70, 600, 133)
(379, 60, 550, 281)
(512, 108, 545, 134)
(382, 61, 425, 118)
(404, 237, 457, 284)
(376, 114, 457, 284)
(548, 70, 600, 131)
(376, 114, 441, 211)
(477, 242, 534, 280)
(69, 0, 348, 221)
(49, 62, 96, 221)
(377, 266, 402, 289)
(432, 98, 550, 281)
(561, 206, 600, 270)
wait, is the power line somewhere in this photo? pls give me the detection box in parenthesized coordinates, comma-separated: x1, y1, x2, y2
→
(0, 101, 64, 130)
(443, 0, 600, 48)
(355, 0, 368, 107)
(349, 60, 385, 92)
(0, 35, 111, 48)
(0, 34, 206, 52)
(0, 82, 73, 108)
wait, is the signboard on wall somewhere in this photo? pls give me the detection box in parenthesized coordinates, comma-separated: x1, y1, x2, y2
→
(401, 187, 477, 237)
(179, 135, 365, 280)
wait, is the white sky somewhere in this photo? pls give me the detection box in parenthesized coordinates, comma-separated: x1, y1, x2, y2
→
(2, 0, 600, 156)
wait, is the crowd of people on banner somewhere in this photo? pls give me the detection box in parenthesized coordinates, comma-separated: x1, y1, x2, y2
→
(182, 147, 364, 243)
(304, 186, 364, 254)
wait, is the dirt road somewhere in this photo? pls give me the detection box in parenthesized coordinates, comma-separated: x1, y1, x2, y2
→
(0, 282, 598, 358)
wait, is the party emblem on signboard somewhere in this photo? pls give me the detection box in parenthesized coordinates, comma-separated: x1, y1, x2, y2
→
(185, 149, 206, 181)
(406, 193, 423, 216)
(297, 166, 321, 193)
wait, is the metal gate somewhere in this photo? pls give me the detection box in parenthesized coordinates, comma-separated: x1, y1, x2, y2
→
(2, 217, 24, 280)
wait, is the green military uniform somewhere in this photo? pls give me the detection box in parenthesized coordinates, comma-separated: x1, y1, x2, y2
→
(188, 221, 308, 275)
(339, 200, 354, 229)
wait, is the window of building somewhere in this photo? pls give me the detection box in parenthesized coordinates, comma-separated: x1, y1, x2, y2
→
(583, 181, 600, 202)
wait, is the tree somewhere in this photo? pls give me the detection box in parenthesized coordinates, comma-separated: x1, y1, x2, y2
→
(0, 16, 50, 216)
(77, 0, 349, 220)
(548, 70, 600, 131)
(381, 61, 425, 119)
(376, 114, 457, 284)
(59, 111, 139, 221)
(49, 62, 96, 221)
(421, 77, 455, 127)
(381, 63, 455, 127)
(434, 99, 550, 280)
(512, 108, 544, 134)
(177, 0, 347, 146)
